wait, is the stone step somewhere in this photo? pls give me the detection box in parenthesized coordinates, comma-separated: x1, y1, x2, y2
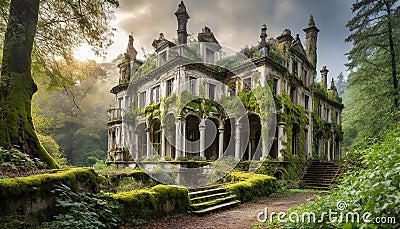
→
(188, 187, 227, 199)
(191, 195, 237, 211)
(188, 183, 224, 192)
(190, 192, 231, 204)
(191, 200, 240, 215)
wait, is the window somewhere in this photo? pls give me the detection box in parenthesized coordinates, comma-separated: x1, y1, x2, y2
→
(335, 112, 339, 124)
(151, 86, 160, 103)
(139, 91, 146, 109)
(305, 95, 309, 110)
(318, 103, 322, 117)
(303, 70, 308, 86)
(290, 87, 296, 104)
(292, 59, 298, 74)
(206, 48, 214, 64)
(166, 78, 174, 96)
(125, 96, 130, 109)
(159, 51, 167, 66)
(208, 83, 216, 100)
(273, 78, 278, 94)
(190, 77, 196, 94)
(243, 77, 252, 89)
(326, 108, 330, 122)
(118, 98, 123, 109)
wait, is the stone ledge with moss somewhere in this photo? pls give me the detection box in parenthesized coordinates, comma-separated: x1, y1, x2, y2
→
(0, 168, 100, 220)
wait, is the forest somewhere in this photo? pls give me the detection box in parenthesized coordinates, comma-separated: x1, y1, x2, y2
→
(0, 0, 399, 228)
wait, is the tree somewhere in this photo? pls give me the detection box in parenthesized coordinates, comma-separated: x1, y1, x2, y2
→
(346, 0, 399, 110)
(336, 72, 347, 96)
(0, 0, 119, 168)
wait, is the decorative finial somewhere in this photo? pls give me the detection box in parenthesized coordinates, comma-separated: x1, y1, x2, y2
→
(308, 15, 315, 27)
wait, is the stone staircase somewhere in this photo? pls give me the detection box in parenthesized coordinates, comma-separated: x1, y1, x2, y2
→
(188, 184, 240, 215)
(302, 161, 340, 190)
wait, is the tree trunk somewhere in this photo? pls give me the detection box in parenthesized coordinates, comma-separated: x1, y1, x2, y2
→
(385, 0, 399, 110)
(0, 0, 58, 168)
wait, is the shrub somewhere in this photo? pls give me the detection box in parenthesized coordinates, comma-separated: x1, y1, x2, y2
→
(274, 124, 400, 228)
(42, 184, 120, 228)
(224, 171, 278, 202)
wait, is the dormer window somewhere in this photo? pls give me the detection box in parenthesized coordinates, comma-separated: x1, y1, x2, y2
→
(243, 77, 252, 89)
(206, 48, 214, 64)
(159, 51, 167, 66)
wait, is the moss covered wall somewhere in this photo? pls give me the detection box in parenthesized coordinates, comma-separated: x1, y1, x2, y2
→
(0, 168, 100, 220)
(112, 184, 189, 223)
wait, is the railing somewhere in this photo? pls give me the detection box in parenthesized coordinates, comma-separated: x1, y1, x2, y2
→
(107, 108, 123, 122)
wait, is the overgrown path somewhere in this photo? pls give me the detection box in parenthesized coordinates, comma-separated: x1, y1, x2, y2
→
(143, 191, 319, 229)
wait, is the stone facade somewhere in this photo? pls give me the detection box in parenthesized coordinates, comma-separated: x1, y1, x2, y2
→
(106, 1, 343, 165)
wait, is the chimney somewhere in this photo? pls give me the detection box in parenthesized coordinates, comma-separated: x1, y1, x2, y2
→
(175, 1, 190, 45)
(320, 66, 329, 89)
(258, 25, 269, 56)
(303, 15, 320, 69)
(276, 28, 293, 46)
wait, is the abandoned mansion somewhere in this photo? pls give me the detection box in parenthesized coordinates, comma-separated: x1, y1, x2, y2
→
(106, 1, 344, 166)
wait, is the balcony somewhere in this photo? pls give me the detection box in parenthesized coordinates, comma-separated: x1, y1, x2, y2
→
(107, 108, 123, 123)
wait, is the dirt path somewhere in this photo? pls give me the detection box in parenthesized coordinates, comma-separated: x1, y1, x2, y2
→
(142, 191, 318, 229)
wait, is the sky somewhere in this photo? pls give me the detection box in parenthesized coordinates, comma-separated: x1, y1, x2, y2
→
(74, 0, 354, 81)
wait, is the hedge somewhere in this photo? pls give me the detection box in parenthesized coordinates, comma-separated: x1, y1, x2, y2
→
(223, 171, 278, 202)
(112, 184, 190, 222)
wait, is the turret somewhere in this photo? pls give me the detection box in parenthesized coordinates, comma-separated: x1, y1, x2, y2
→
(303, 15, 319, 69)
(320, 66, 329, 89)
(175, 1, 190, 45)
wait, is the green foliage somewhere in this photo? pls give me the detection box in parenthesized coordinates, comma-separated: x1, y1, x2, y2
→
(133, 53, 157, 80)
(37, 134, 68, 167)
(0, 147, 40, 171)
(224, 171, 278, 202)
(281, 124, 400, 228)
(42, 184, 120, 229)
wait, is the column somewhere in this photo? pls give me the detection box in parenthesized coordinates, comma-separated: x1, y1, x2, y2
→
(248, 139, 252, 161)
(161, 127, 166, 161)
(234, 124, 241, 160)
(199, 119, 206, 160)
(182, 121, 186, 157)
(218, 127, 224, 159)
(175, 116, 181, 160)
(135, 132, 139, 160)
(261, 138, 268, 160)
(146, 129, 151, 159)
(277, 122, 286, 159)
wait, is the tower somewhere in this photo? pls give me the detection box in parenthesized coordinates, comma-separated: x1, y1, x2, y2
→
(303, 15, 319, 69)
(258, 25, 269, 56)
(320, 66, 329, 89)
(175, 1, 190, 45)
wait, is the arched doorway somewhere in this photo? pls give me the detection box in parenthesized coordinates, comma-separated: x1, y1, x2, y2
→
(136, 122, 146, 159)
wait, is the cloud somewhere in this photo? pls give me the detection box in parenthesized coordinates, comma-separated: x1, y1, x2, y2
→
(106, 0, 352, 79)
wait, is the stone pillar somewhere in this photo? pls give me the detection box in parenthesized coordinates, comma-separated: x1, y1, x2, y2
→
(277, 122, 286, 158)
(248, 138, 252, 160)
(260, 137, 268, 160)
(161, 127, 166, 161)
(218, 127, 224, 159)
(182, 121, 186, 157)
(235, 124, 241, 160)
(146, 129, 151, 159)
(175, 117, 181, 160)
(135, 132, 139, 160)
(199, 119, 206, 160)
